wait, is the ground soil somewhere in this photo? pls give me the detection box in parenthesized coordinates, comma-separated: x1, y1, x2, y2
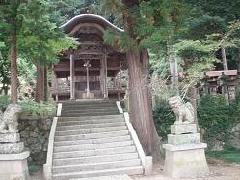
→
(30, 158, 240, 180)
(132, 158, 240, 180)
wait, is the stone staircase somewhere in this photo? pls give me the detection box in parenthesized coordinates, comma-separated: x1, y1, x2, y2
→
(52, 101, 144, 179)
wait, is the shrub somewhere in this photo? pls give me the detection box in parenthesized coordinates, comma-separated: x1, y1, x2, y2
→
(20, 100, 56, 119)
(198, 94, 240, 149)
(0, 95, 10, 111)
(153, 98, 175, 140)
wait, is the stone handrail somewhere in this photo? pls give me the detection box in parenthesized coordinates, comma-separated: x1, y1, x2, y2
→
(43, 103, 62, 179)
(57, 103, 62, 117)
(116, 101, 152, 175)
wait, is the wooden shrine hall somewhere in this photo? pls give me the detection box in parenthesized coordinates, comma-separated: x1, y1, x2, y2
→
(52, 14, 127, 100)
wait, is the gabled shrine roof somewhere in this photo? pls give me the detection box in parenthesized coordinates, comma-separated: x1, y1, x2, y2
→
(61, 14, 124, 34)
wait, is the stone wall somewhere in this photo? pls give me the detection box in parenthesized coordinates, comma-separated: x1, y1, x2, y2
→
(18, 116, 52, 165)
(230, 123, 240, 149)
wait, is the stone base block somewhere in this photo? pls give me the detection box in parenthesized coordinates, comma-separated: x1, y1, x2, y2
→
(171, 124, 197, 134)
(0, 133, 20, 143)
(163, 143, 209, 178)
(82, 92, 95, 99)
(168, 133, 200, 145)
(0, 142, 24, 154)
(0, 151, 29, 180)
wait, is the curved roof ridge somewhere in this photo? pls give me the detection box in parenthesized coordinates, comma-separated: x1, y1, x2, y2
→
(60, 14, 124, 34)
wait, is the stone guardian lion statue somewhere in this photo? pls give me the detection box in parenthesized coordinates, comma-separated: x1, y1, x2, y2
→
(0, 104, 22, 133)
(169, 96, 195, 124)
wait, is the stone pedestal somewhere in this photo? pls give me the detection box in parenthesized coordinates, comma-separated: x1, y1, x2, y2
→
(0, 133, 30, 180)
(163, 124, 209, 178)
(0, 133, 24, 154)
(0, 151, 30, 180)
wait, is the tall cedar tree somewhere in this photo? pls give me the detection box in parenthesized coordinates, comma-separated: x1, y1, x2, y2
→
(0, 0, 26, 103)
(19, 0, 77, 102)
(102, 0, 186, 157)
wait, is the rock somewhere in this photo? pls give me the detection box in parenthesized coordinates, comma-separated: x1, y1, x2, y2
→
(0, 142, 24, 154)
(171, 124, 198, 134)
(168, 133, 200, 145)
(18, 117, 52, 165)
(0, 133, 20, 143)
(0, 104, 21, 133)
(230, 123, 240, 149)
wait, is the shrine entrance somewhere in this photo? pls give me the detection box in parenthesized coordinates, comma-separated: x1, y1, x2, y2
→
(73, 58, 103, 99)
(52, 14, 127, 100)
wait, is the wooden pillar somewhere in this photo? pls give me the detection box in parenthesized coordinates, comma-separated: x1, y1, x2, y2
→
(103, 53, 108, 98)
(100, 58, 104, 97)
(70, 54, 75, 100)
(52, 73, 58, 101)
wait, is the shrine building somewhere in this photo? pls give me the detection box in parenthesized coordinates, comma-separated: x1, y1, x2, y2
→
(51, 14, 127, 101)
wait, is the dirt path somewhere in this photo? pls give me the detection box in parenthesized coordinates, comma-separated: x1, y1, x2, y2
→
(131, 158, 240, 180)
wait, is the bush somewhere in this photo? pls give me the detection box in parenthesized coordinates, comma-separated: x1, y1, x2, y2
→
(0, 95, 10, 111)
(153, 98, 175, 140)
(198, 94, 240, 149)
(20, 100, 56, 119)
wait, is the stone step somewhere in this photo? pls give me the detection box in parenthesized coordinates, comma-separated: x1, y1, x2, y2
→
(56, 122, 126, 131)
(62, 106, 118, 111)
(61, 109, 119, 114)
(53, 152, 139, 166)
(61, 110, 119, 115)
(53, 159, 141, 174)
(54, 141, 134, 153)
(58, 115, 122, 122)
(54, 130, 129, 142)
(54, 135, 131, 147)
(62, 102, 116, 106)
(61, 111, 120, 117)
(57, 118, 124, 127)
(53, 146, 136, 159)
(55, 126, 127, 136)
(62, 105, 117, 110)
(52, 166, 143, 180)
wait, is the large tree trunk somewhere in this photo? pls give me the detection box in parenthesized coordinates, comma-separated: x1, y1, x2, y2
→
(35, 63, 44, 102)
(10, 20, 18, 104)
(127, 50, 155, 155)
(122, 0, 160, 158)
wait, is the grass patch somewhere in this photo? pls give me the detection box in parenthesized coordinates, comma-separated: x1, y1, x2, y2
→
(28, 163, 41, 175)
(207, 148, 240, 164)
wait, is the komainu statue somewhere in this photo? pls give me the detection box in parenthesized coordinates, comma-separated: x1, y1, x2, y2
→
(0, 104, 22, 133)
(169, 96, 194, 124)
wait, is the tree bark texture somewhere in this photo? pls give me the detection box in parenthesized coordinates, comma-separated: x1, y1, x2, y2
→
(221, 47, 228, 70)
(10, 20, 18, 104)
(122, 0, 160, 158)
(35, 63, 44, 102)
(127, 50, 155, 155)
(43, 66, 48, 101)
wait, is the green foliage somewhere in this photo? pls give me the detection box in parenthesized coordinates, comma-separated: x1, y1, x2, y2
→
(20, 100, 56, 119)
(149, 53, 170, 78)
(0, 95, 10, 111)
(198, 94, 240, 149)
(17, 58, 36, 83)
(186, 15, 227, 40)
(19, 0, 78, 66)
(153, 98, 175, 140)
(207, 148, 240, 164)
(102, 0, 187, 53)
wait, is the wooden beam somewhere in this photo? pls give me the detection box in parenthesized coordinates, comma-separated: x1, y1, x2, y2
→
(54, 67, 121, 72)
